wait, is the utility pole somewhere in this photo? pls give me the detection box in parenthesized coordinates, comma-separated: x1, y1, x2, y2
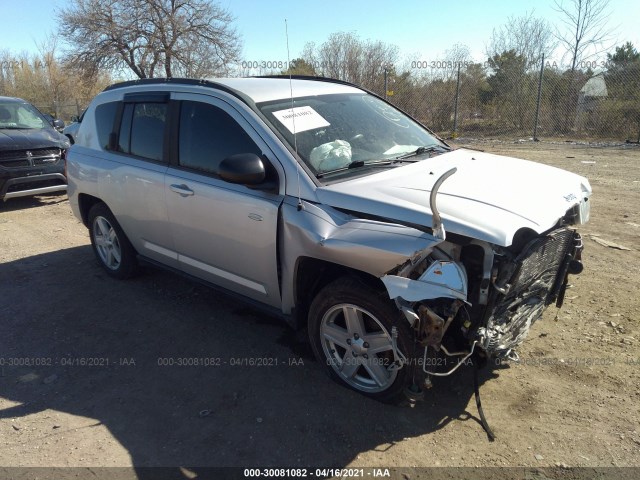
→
(453, 63, 461, 137)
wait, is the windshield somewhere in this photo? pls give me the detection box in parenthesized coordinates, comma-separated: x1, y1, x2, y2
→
(257, 93, 447, 177)
(0, 102, 49, 130)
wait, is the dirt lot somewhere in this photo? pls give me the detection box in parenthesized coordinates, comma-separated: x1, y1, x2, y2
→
(1, 142, 639, 476)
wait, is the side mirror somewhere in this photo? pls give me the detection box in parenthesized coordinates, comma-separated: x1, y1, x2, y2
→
(219, 153, 266, 185)
(53, 119, 65, 131)
(71, 115, 79, 123)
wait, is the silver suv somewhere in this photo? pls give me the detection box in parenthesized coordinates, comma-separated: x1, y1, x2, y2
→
(67, 77, 591, 404)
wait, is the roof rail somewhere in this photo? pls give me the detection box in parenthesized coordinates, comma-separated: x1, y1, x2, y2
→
(101, 77, 253, 107)
(103, 75, 360, 94)
(254, 74, 363, 89)
(103, 77, 224, 92)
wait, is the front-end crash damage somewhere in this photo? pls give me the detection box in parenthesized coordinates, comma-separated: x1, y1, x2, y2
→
(381, 228, 584, 368)
(281, 163, 587, 426)
(279, 197, 445, 318)
(374, 168, 587, 392)
(477, 227, 583, 360)
(377, 223, 584, 440)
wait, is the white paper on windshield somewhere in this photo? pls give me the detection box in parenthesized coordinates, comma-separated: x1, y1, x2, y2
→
(272, 106, 330, 134)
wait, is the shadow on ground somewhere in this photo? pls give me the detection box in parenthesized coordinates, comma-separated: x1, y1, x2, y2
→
(0, 246, 502, 475)
(0, 193, 67, 212)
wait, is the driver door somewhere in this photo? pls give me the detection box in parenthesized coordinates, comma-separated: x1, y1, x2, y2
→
(164, 93, 284, 307)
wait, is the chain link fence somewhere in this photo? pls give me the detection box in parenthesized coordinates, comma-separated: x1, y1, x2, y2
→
(33, 101, 85, 123)
(383, 59, 640, 144)
(10, 58, 640, 144)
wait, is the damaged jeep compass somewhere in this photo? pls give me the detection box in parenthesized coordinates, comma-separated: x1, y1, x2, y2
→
(67, 77, 591, 405)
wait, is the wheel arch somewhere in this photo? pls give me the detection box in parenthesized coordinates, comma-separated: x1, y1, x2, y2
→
(292, 256, 387, 330)
(78, 193, 105, 227)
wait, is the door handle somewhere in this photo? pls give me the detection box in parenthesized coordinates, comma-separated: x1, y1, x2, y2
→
(170, 184, 194, 197)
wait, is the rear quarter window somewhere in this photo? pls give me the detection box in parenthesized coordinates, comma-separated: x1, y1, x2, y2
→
(94, 102, 119, 150)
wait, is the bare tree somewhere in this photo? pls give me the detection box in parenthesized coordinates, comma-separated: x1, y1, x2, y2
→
(552, 0, 614, 132)
(446, 43, 471, 62)
(487, 11, 556, 70)
(58, 0, 241, 79)
(553, 0, 614, 71)
(443, 43, 471, 79)
(35, 35, 68, 117)
(302, 32, 398, 93)
(0, 41, 111, 120)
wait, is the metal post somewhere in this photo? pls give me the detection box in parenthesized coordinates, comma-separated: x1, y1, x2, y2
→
(384, 67, 388, 100)
(453, 63, 461, 137)
(533, 53, 545, 141)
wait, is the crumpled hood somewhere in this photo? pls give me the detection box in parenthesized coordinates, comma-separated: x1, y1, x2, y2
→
(0, 127, 69, 150)
(315, 149, 592, 246)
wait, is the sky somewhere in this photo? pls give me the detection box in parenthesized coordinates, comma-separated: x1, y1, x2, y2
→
(1, 0, 638, 70)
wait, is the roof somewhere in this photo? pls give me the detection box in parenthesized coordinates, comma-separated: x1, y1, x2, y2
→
(212, 77, 363, 103)
(103, 77, 364, 104)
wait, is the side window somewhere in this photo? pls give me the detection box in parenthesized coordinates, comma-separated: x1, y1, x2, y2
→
(178, 101, 261, 175)
(116, 102, 167, 161)
(94, 101, 118, 150)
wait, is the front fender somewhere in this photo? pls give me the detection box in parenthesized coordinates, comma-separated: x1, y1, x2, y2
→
(279, 198, 442, 314)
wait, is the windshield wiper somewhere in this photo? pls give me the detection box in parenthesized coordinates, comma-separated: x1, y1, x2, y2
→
(394, 144, 450, 160)
(316, 159, 396, 179)
(315, 155, 430, 178)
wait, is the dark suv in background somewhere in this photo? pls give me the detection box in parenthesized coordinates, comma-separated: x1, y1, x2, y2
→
(0, 96, 69, 202)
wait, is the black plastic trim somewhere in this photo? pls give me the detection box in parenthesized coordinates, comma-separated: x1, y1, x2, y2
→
(0, 173, 67, 198)
(123, 92, 170, 103)
(103, 78, 253, 107)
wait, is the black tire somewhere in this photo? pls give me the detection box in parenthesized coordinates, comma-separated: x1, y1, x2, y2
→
(308, 276, 413, 404)
(88, 202, 138, 279)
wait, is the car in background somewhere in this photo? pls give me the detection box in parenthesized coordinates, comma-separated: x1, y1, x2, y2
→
(62, 111, 84, 145)
(0, 96, 70, 202)
(43, 113, 66, 133)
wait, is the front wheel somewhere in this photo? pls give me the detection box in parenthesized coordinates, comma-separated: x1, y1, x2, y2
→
(308, 277, 413, 403)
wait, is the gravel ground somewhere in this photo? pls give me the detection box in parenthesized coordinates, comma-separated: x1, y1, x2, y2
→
(0, 142, 638, 477)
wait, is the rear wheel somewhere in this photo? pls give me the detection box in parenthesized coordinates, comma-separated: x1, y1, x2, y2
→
(88, 203, 138, 279)
(308, 277, 412, 403)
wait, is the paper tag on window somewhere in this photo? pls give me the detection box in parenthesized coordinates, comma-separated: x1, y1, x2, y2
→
(272, 106, 330, 134)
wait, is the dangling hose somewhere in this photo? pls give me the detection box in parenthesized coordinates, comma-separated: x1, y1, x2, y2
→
(473, 355, 496, 441)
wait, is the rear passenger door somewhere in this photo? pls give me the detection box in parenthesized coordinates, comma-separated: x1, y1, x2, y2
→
(164, 93, 284, 307)
(102, 93, 177, 268)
